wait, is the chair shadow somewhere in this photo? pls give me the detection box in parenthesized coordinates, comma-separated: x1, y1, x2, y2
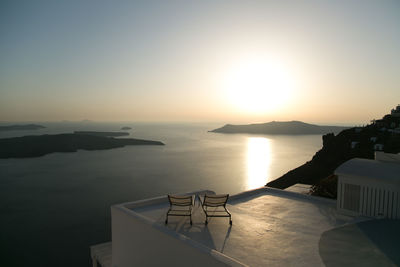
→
(220, 224, 232, 253)
(163, 205, 233, 252)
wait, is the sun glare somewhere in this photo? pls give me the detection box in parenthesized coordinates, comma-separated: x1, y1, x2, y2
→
(223, 58, 294, 114)
(247, 137, 271, 189)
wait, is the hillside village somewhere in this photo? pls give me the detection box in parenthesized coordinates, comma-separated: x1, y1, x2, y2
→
(267, 105, 400, 198)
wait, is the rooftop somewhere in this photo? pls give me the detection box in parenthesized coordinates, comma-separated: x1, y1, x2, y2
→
(335, 158, 400, 184)
(99, 187, 400, 266)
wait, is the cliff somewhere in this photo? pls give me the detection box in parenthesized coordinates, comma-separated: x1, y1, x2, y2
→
(267, 114, 400, 195)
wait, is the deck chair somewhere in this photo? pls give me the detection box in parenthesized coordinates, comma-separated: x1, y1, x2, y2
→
(165, 195, 194, 225)
(200, 194, 232, 225)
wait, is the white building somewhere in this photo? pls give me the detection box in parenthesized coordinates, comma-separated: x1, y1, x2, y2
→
(374, 143, 384, 151)
(336, 152, 400, 219)
(351, 141, 359, 149)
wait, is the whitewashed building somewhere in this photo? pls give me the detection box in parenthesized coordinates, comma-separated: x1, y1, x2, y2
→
(336, 152, 400, 219)
(374, 143, 384, 151)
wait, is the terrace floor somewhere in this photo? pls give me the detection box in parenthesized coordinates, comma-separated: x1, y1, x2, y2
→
(132, 190, 400, 266)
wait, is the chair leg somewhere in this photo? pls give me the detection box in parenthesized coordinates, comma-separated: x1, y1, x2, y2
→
(165, 216, 168, 224)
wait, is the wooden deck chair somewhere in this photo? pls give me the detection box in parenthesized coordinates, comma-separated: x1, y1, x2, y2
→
(165, 195, 194, 225)
(200, 194, 232, 225)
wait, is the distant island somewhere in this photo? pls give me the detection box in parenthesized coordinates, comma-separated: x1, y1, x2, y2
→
(0, 133, 164, 158)
(0, 124, 45, 131)
(121, 126, 132, 130)
(73, 131, 129, 137)
(267, 106, 400, 198)
(210, 121, 349, 135)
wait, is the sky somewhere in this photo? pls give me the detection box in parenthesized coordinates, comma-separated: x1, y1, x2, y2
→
(1, 0, 399, 125)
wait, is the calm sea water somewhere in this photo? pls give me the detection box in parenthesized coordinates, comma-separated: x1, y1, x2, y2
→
(0, 122, 322, 266)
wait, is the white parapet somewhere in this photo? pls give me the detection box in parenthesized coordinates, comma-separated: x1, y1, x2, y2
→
(375, 151, 400, 163)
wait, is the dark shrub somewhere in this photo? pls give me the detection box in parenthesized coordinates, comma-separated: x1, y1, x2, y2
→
(310, 174, 338, 199)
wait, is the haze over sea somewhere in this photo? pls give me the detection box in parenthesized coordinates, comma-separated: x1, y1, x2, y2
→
(0, 122, 321, 266)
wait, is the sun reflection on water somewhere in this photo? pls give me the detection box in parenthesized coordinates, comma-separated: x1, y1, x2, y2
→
(246, 137, 271, 190)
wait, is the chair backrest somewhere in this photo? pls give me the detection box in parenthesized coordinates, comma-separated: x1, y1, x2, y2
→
(168, 195, 193, 206)
(203, 194, 229, 207)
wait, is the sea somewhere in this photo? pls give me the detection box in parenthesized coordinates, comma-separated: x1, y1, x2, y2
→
(0, 122, 323, 266)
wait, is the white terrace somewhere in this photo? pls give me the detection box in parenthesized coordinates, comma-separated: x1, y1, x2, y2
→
(91, 187, 400, 267)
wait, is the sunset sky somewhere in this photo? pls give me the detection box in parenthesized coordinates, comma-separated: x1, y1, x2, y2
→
(1, 0, 399, 125)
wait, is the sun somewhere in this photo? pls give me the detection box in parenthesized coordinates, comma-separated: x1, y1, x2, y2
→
(223, 58, 294, 113)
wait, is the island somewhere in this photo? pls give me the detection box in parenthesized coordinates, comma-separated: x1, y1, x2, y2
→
(0, 133, 164, 158)
(210, 121, 348, 135)
(73, 131, 129, 137)
(267, 108, 400, 198)
(121, 126, 132, 130)
(0, 124, 45, 131)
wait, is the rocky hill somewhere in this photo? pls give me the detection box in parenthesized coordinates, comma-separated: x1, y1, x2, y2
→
(210, 121, 348, 135)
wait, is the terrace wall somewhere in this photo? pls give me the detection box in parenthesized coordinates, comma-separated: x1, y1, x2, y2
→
(111, 195, 244, 267)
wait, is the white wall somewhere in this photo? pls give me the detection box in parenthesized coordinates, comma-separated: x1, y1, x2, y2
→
(111, 203, 242, 267)
(337, 174, 400, 219)
(375, 151, 400, 163)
